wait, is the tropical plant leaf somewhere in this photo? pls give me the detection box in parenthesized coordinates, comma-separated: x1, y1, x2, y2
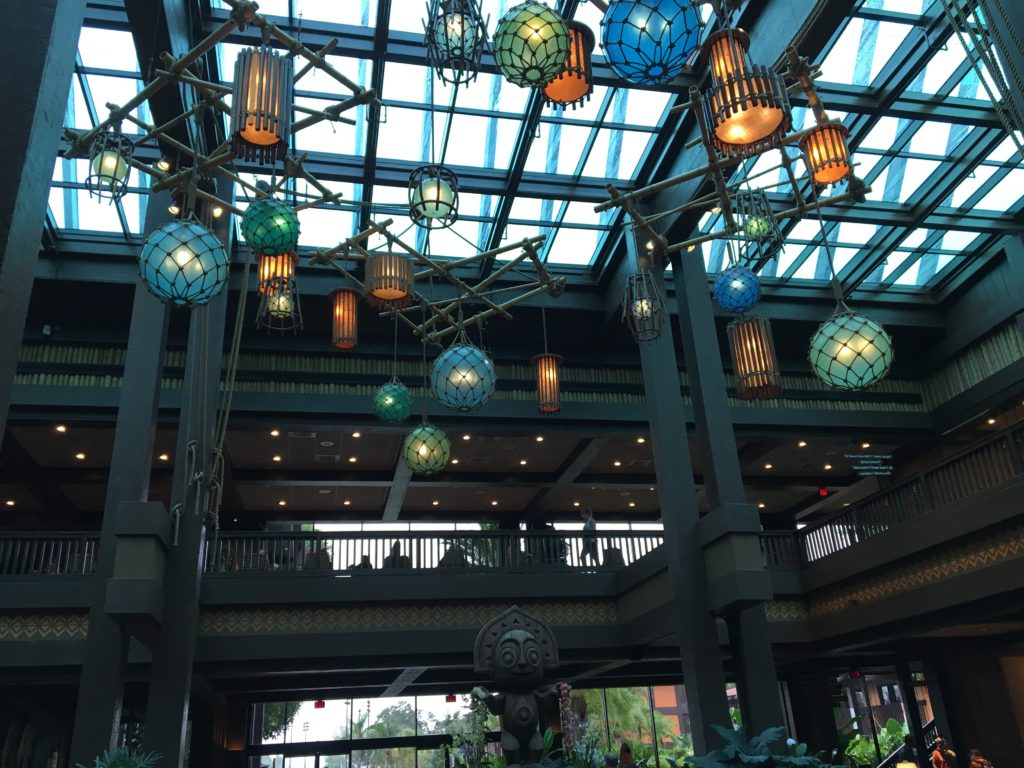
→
(750, 727, 786, 751)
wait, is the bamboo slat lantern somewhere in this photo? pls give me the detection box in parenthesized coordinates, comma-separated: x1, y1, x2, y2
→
(727, 316, 782, 400)
(330, 288, 360, 349)
(258, 252, 297, 294)
(801, 120, 852, 185)
(231, 46, 293, 164)
(533, 353, 563, 413)
(365, 250, 414, 309)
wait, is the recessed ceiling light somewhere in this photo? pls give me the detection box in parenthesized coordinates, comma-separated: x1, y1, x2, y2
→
(348, 457, 357, 463)
(462, 434, 471, 441)
(491, 500, 498, 506)
(432, 500, 440, 506)
(272, 455, 282, 462)
(451, 458, 460, 464)
(4, 500, 14, 507)
(628, 502, 636, 508)
(764, 463, 773, 470)
(278, 500, 287, 507)
(613, 460, 622, 467)
(573, 501, 580, 507)
(318, 489, 331, 495)
(860, 442, 871, 449)
(352, 432, 361, 438)
(649, 486, 655, 491)
(757, 502, 766, 509)
(55, 424, 67, 433)
(74, 452, 86, 461)
(343, 500, 351, 506)
(233, 517, 238, 522)
(843, 502, 851, 507)
(535, 436, 544, 442)
(158, 453, 170, 462)
(519, 459, 527, 466)
(636, 437, 646, 444)
(319, 441, 335, 448)
(987, 417, 996, 425)
(824, 464, 833, 471)
(798, 440, 807, 448)
(270, 429, 280, 437)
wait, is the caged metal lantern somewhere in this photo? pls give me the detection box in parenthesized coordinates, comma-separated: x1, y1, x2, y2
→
(138, 221, 229, 307)
(701, 28, 791, 158)
(533, 352, 562, 414)
(600, 0, 702, 86)
(713, 265, 761, 314)
(409, 165, 459, 229)
(623, 269, 664, 342)
(257, 275, 302, 333)
(87, 129, 133, 201)
(808, 307, 894, 391)
(258, 252, 297, 294)
(425, 0, 488, 85)
(364, 250, 415, 309)
(242, 197, 300, 256)
(403, 422, 452, 475)
(330, 288, 360, 350)
(801, 119, 852, 186)
(230, 46, 293, 164)
(374, 377, 414, 423)
(493, 2, 570, 88)
(431, 337, 497, 411)
(544, 21, 595, 109)
(727, 316, 781, 400)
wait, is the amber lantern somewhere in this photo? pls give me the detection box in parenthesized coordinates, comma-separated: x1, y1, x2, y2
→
(533, 353, 563, 413)
(258, 252, 297, 295)
(727, 316, 782, 400)
(230, 46, 293, 164)
(701, 29, 790, 158)
(801, 120, 852, 186)
(544, 21, 595, 109)
(331, 288, 360, 350)
(365, 250, 414, 309)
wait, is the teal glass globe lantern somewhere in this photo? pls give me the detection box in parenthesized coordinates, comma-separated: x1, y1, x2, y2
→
(138, 221, 229, 307)
(374, 377, 414, 423)
(808, 309, 894, 391)
(600, 0, 702, 86)
(493, 2, 570, 88)
(431, 341, 497, 411)
(403, 422, 451, 475)
(425, 0, 488, 85)
(713, 266, 761, 314)
(241, 197, 300, 255)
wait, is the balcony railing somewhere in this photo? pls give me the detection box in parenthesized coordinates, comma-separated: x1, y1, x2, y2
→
(202, 530, 664, 574)
(0, 533, 98, 575)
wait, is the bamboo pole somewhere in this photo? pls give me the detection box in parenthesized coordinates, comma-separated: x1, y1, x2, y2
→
(423, 281, 566, 344)
(294, 39, 339, 83)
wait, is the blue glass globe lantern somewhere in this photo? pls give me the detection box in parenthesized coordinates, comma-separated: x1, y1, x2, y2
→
(431, 338, 497, 411)
(403, 422, 452, 475)
(374, 377, 414, 423)
(241, 197, 300, 255)
(138, 220, 229, 307)
(600, 0, 702, 86)
(713, 266, 761, 314)
(808, 309, 894, 392)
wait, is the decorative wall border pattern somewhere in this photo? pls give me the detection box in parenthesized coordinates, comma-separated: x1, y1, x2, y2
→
(0, 612, 89, 641)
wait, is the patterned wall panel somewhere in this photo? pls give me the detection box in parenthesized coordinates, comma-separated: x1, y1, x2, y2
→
(0, 612, 88, 641)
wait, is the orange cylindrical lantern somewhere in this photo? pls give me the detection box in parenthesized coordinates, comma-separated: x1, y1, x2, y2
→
(364, 250, 414, 308)
(230, 46, 293, 164)
(727, 316, 781, 400)
(800, 120, 852, 186)
(258, 252, 297, 294)
(543, 21, 595, 109)
(533, 353, 563, 414)
(330, 288, 359, 350)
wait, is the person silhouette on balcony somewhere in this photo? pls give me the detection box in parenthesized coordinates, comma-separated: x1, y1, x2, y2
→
(383, 541, 412, 568)
(580, 508, 599, 566)
(350, 555, 373, 570)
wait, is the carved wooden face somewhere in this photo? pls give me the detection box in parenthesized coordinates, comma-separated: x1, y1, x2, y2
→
(492, 628, 543, 687)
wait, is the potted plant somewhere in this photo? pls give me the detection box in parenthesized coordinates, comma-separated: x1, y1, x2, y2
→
(694, 725, 841, 768)
(76, 748, 162, 768)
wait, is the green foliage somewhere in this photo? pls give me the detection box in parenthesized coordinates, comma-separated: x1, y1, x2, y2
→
(262, 701, 301, 741)
(76, 748, 161, 768)
(841, 719, 908, 767)
(694, 725, 840, 768)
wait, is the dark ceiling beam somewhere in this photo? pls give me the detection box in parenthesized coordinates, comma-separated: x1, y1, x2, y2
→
(0, 430, 80, 518)
(381, 666, 428, 697)
(794, 84, 1003, 129)
(358, 0, 392, 233)
(524, 436, 607, 518)
(382, 457, 413, 522)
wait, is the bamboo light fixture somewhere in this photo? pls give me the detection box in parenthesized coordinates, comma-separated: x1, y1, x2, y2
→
(533, 353, 563, 413)
(727, 316, 782, 400)
(330, 288, 360, 349)
(258, 252, 297, 295)
(364, 249, 415, 309)
(230, 45, 293, 164)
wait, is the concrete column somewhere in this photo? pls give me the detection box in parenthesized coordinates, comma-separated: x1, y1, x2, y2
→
(0, 0, 87, 441)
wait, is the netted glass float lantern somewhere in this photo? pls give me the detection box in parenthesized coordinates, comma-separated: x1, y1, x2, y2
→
(493, 2, 570, 88)
(801, 119, 852, 186)
(403, 422, 452, 475)
(138, 220, 229, 307)
(600, 0, 702, 86)
(713, 266, 761, 314)
(87, 129, 133, 201)
(533, 353, 562, 414)
(425, 0, 488, 85)
(330, 288, 360, 350)
(544, 21, 595, 108)
(374, 376, 414, 423)
(623, 269, 664, 343)
(732, 188, 783, 267)
(257, 275, 302, 333)
(431, 337, 497, 411)
(701, 28, 791, 158)
(365, 250, 415, 309)
(727, 316, 781, 401)
(241, 197, 300, 256)
(258, 252, 297, 294)
(230, 46, 293, 164)
(808, 308, 894, 391)
(409, 165, 459, 229)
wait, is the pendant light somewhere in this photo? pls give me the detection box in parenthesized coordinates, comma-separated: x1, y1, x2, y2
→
(544, 21, 595, 109)
(86, 128, 133, 201)
(809, 306, 893, 391)
(230, 45, 293, 164)
(623, 269, 664, 343)
(258, 252, 297, 294)
(801, 119, 852, 186)
(257, 275, 302, 333)
(728, 316, 781, 400)
(403, 423, 452, 475)
(431, 331, 497, 411)
(364, 248, 414, 309)
(533, 300, 561, 413)
(330, 287, 360, 349)
(409, 165, 459, 229)
(493, 2, 571, 88)
(241, 196, 301, 256)
(713, 265, 761, 314)
(138, 220, 230, 308)
(425, 0, 488, 85)
(600, 0, 701, 86)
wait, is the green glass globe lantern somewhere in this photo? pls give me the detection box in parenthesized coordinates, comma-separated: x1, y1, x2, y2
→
(373, 377, 414, 423)
(744, 215, 774, 240)
(493, 2, 570, 88)
(241, 197, 300, 255)
(403, 422, 451, 475)
(138, 220, 230, 307)
(808, 308, 894, 391)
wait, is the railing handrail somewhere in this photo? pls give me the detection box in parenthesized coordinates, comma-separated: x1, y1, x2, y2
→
(0, 532, 99, 539)
(209, 530, 660, 540)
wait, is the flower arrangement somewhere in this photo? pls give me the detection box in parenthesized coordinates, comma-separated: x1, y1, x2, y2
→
(558, 682, 580, 758)
(453, 695, 491, 768)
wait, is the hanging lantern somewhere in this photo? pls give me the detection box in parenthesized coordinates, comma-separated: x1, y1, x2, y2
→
(431, 338, 497, 411)
(409, 165, 459, 229)
(330, 288, 360, 350)
(86, 129, 133, 201)
(808, 308, 894, 391)
(374, 377, 414, 423)
(801, 120, 852, 186)
(138, 220, 229, 307)
(544, 21, 595, 108)
(230, 46, 293, 164)
(403, 422, 452, 475)
(701, 29, 791, 158)
(623, 270, 664, 343)
(425, 0, 488, 85)
(493, 2, 571, 88)
(727, 316, 781, 401)
(257, 275, 302, 333)
(258, 252, 297, 294)
(713, 266, 761, 314)
(732, 189, 783, 268)
(241, 198, 301, 256)
(365, 250, 415, 309)
(600, 0, 702, 86)
(533, 353, 562, 414)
